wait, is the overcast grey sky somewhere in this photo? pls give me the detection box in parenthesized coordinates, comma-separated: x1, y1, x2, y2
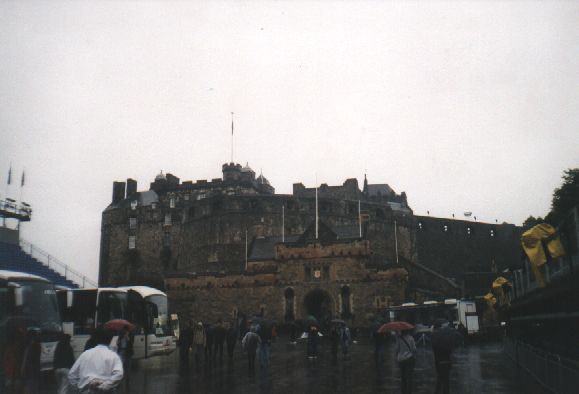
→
(1, 1, 578, 283)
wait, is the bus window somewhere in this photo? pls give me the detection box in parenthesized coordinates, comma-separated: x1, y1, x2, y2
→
(96, 291, 128, 328)
(146, 295, 170, 337)
(70, 290, 97, 335)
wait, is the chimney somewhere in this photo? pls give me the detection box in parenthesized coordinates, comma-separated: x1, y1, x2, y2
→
(126, 178, 137, 197)
(112, 181, 126, 204)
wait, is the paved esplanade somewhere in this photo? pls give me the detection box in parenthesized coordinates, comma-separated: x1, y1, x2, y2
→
(125, 339, 547, 394)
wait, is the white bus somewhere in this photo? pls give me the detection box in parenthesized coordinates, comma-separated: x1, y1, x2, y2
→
(388, 299, 479, 335)
(0, 270, 62, 371)
(57, 286, 176, 359)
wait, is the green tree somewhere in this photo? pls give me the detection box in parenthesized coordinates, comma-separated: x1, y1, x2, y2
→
(545, 168, 579, 226)
(522, 215, 543, 229)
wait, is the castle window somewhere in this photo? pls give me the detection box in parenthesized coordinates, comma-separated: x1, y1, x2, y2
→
(466, 227, 472, 236)
(130, 200, 138, 210)
(163, 232, 171, 247)
(418, 222, 423, 231)
(184, 194, 190, 201)
(443, 224, 449, 233)
(340, 286, 352, 318)
(490, 229, 496, 237)
(164, 213, 172, 226)
(128, 236, 136, 250)
(151, 202, 157, 210)
(170, 198, 175, 209)
(129, 217, 137, 230)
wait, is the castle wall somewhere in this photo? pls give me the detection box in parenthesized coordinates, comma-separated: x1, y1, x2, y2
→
(414, 216, 522, 281)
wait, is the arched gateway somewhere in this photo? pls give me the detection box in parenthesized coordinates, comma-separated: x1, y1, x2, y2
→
(303, 288, 333, 324)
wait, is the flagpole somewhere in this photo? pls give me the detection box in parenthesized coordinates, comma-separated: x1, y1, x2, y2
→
(230, 112, 234, 163)
(315, 175, 318, 240)
(358, 200, 362, 238)
(245, 229, 248, 271)
(282, 205, 285, 243)
(394, 220, 399, 264)
(18, 170, 25, 203)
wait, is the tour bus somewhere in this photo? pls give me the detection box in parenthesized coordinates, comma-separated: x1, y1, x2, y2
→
(0, 270, 63, 371)
(57, 286, 176, 359)
(387, 299, 479, 335)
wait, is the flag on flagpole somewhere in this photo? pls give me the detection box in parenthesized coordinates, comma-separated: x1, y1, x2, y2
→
(7, 166, 11, 185)
(21, 171, 25, 187)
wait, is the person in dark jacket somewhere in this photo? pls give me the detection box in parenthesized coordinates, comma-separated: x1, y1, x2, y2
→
(117, 325, 134, 392)
(205, 324, 214, 361)
(226, 322, 238, 360)
(54, 334, 75, 394)
(257, 322, 272, 367)
(329, 326, 340, 363)
(21, 328, 41, 394)
(213, 320, 227, 361)
(179, 321, 194, 369)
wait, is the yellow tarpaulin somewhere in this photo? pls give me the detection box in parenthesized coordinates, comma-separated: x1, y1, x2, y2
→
(521, 223, 566, 287)
(484, 292, 497, 307)
(521, 223, 565, 266)
(492, 277, 511, 289)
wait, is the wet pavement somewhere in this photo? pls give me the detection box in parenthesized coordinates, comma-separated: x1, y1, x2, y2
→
(123, 338, 548, 394)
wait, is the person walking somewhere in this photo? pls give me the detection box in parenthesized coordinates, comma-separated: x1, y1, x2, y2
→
(68, 327, 123, 394)
(21, 328, 41, 394)
(372, 328, 386, 369)
(116, 326, 134, 392)
(329, 325, 340, 363)
(192, 322, 206, 365)
(226, 322, 238, 360)
(395, 329, 417, 394)
(205, 324, 214, 362)
(257, 322, 272, 368)
(3, 327, 26, 394)
(213, 320, 227, 361)
(431, 320, 461, 394)
(306, 325, 319, 359)
(178, 321, 194, 369)
(340, 325, 351, 357)
(53, 334, 75, 394)
(241, 328, 261, 373)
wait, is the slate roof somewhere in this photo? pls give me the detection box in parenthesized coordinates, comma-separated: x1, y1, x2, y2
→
(366, 184, 394, 197)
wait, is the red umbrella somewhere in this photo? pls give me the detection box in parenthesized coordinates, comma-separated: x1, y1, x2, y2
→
(377, 321, 414, 333)
(104, 319, 136, 333)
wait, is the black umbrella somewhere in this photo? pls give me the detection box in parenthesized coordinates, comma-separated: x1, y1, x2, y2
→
(431, 326, 462, 352)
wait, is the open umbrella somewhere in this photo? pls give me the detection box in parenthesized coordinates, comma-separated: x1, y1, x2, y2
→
(377, 321, 414, 333)
(431, 326, 462, 352)
(104, 319, 136, 333)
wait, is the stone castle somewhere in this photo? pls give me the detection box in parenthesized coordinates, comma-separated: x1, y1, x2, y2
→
(99, 163, 521, 327)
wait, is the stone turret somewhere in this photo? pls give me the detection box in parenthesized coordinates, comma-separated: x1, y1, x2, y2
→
(222, 163, 242, 182)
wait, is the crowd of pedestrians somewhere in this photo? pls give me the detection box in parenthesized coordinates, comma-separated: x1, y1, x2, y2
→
(2, 314, 461, 394)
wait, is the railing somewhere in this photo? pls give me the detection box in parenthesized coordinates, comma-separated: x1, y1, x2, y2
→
(19, 238, 97, 288)
(504, 338, 579, 394)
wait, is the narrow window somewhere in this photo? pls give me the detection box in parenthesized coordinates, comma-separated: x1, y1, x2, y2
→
(284, 288, 295, 321)
(129, 217, 137, 230)
(164, 213, 172, 226)
(170, 198, 175, 208)
(128, 236, 136, 250)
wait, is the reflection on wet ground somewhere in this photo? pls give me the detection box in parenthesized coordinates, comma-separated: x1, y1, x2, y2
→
(127, 338, 548, 394)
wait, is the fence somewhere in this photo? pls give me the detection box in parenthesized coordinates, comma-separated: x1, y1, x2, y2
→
(504, 338, 579, 394)
(19, 238, 97, 288)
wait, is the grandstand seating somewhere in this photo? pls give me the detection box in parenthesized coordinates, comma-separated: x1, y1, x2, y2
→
(0, 242, 78, 288)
